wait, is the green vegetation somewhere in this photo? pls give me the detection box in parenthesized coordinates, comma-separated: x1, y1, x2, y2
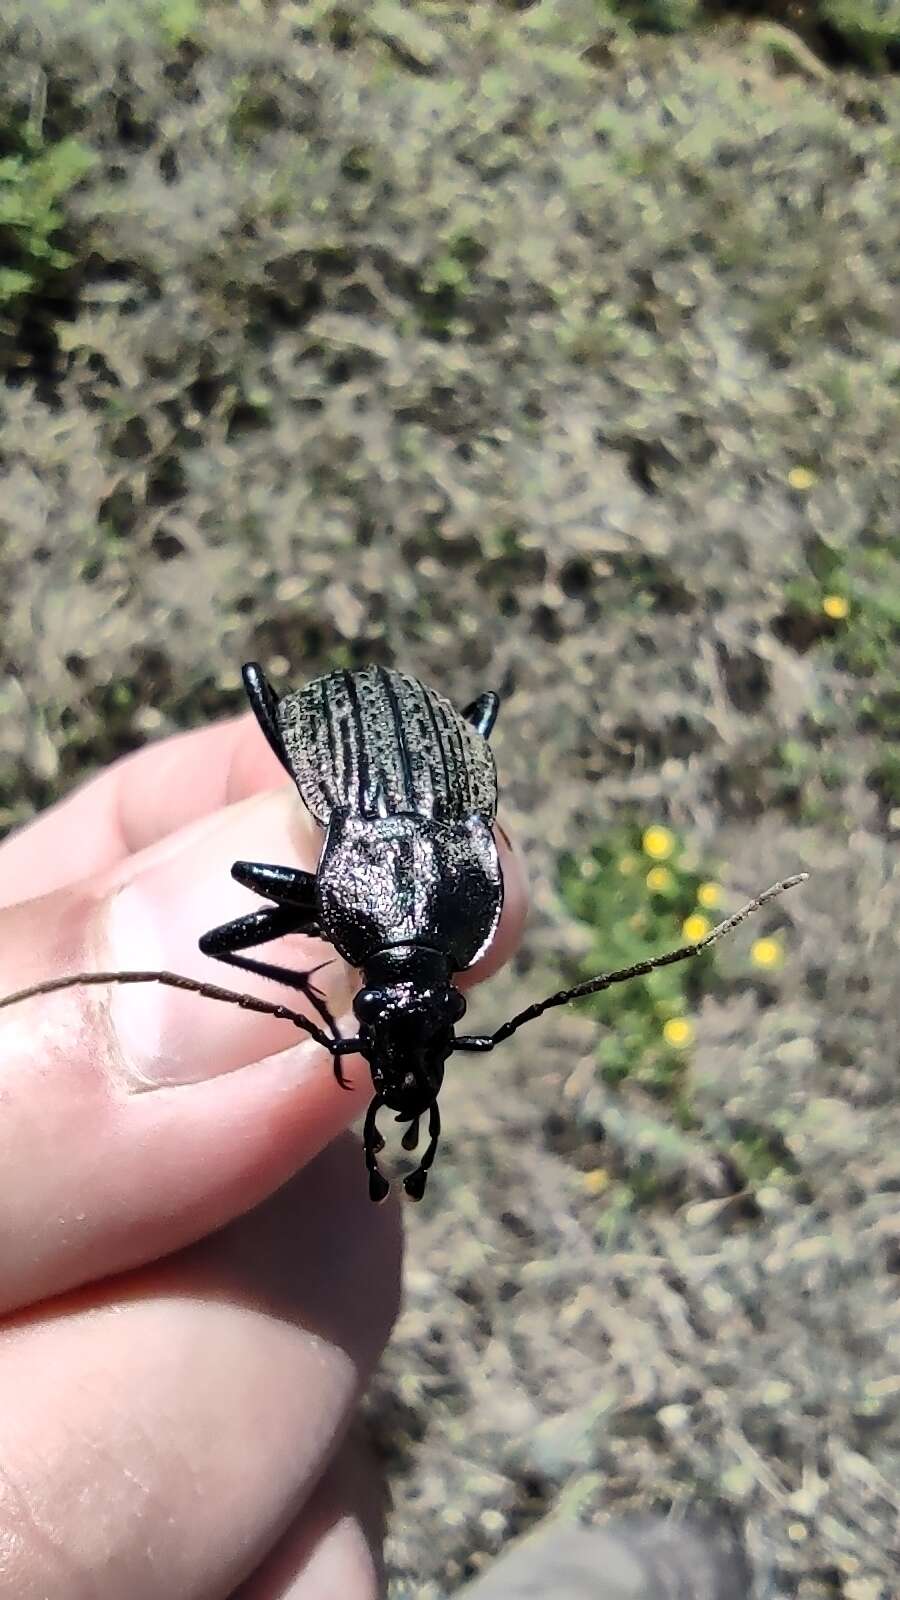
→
(820, 0, 900, 70)
(777, 529, 900, 804)
(0, 128, 93, 310)
(608, 0, 702, 33)
(558, 823, 722, 1101)
(41, 0, 202, 48)
(610, 0, 900, 66)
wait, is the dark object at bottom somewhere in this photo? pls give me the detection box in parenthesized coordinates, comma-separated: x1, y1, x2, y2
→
(457, 1519, 751, 1600)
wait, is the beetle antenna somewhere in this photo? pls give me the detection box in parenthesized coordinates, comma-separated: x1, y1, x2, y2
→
(455, 874, 808, 1052)
(0, 970, 338, 1053)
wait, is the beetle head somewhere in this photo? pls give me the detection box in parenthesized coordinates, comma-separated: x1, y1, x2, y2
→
(353, 946, 466, 1112)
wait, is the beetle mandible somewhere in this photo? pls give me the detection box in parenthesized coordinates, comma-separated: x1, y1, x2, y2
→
(0, 662, 807, 1202)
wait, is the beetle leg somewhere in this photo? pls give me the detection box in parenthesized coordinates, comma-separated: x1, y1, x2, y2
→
(199, 904, 339, 1038)
(332, 1055, 351, 1091)
(462, 691, 500, 740)
(403, 1101, 440, 1201)
(231, 860, 318, 908)
(242, 661, 291, 773)
(364, 1097, 390, 1202)
(330, 1035, 362, 1092)
(400, 1116, 420, 1151)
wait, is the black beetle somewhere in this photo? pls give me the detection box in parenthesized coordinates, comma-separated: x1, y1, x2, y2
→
(0, 662, 806, 1201)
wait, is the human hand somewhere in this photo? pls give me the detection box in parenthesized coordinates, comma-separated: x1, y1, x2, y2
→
(0, 711, 527, 1599)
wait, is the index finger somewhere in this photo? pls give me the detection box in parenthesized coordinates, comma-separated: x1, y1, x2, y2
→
(0, 713, 282, 908)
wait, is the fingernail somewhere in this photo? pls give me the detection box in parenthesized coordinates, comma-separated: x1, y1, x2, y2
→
(106, 788, 349, 1087)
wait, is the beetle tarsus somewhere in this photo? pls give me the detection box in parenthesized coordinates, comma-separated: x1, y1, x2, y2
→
(231, 860, 318, 909)
(403, 1169, 427, 1201)
(199, 903, 340, 1038)
(403, 1101, 440, 1201)
(364, 1096, 390, 1199)
(242, 662, 291, 772)
(333, 1058, 354, 1091)
(369, 1169, 390, 1203)
(462, 690, 500, 740)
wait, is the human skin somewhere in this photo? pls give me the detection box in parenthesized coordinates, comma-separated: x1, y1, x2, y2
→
(0, 712, 528, 1599)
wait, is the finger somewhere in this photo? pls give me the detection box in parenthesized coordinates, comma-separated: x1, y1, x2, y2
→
(0, 714, 282, 908)
(0, 1139, 401, 1600)
(464, 813, 528, 987)
(231, 1432, 385, 1600)
(0, 787, 356, 1310)
(0, 792, 527, 1309)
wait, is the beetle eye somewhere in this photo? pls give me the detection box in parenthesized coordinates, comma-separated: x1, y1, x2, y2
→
(448, 989, 466, 1022)
(353, 987, 383, 1024)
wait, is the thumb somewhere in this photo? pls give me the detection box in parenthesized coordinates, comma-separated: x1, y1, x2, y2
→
(0, 786, 364, 1313)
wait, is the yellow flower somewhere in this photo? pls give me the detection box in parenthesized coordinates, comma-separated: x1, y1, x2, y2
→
(822, 594, 848, 621)
(682, 913, 710, 941)
(663, 1017, 693, 1048)
(618, 853, 638, 876)
(697, 881, 721, 910)
(582, 1168, 610, 1196)
(788, 466, 816, 492)
(643, 825, 675, 861)
(646, 866, 673, 893)
(751, 937, 783, 969)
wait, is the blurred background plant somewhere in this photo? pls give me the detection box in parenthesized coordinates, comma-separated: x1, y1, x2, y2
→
(0, 123, 94, 313)
(559, 823, 721, 1100)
